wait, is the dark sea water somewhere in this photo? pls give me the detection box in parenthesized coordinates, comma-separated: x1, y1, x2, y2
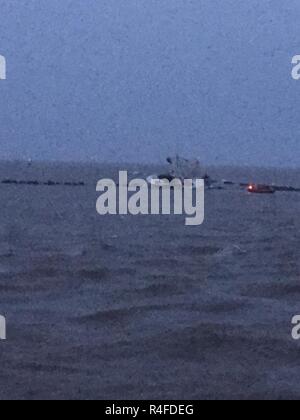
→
(0, 161, 299, 400)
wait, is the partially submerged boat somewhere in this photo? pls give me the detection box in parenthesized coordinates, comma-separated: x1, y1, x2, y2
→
(147, 156, 214, 188)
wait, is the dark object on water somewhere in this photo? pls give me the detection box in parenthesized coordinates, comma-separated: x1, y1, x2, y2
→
(27, 180, 40, 186)
(2, 179, 18, 185)
(64, 181, 85, 186)
(1, 178, 85, 187)
(273, 185, 300, 193)
(247, 184, 275, 194)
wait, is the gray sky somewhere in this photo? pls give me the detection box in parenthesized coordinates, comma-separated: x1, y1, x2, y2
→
(0, 0, 299, 167)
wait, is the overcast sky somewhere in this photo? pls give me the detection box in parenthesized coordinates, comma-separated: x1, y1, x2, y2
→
(0, 0, 299, 167)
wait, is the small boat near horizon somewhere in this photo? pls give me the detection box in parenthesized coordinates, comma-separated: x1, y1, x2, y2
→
(247, 184, 275, 194)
